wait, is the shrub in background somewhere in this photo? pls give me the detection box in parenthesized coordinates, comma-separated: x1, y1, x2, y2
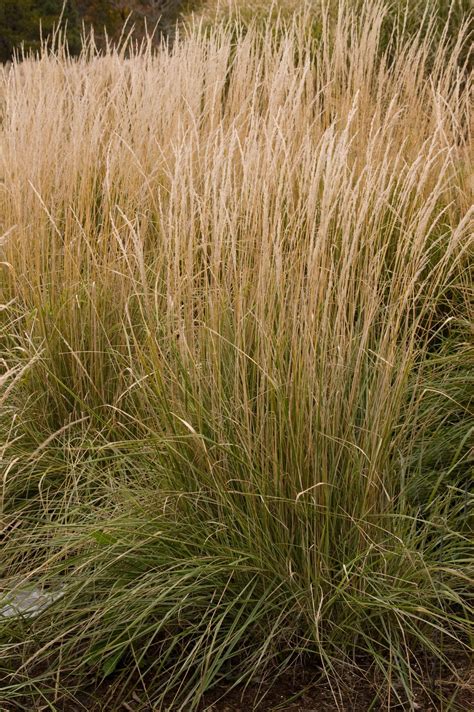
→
(0, 0, 81, 61)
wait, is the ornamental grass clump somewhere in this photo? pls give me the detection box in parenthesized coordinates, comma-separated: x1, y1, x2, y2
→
(0, 1, 472, 709)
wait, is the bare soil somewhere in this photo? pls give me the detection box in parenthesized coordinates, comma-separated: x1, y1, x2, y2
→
(1, 656, 472, 711)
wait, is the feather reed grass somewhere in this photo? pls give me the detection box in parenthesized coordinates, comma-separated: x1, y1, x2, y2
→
(0, 1, 472, 708)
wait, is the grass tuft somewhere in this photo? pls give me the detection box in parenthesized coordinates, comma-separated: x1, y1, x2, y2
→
(1, 1, 473, 709)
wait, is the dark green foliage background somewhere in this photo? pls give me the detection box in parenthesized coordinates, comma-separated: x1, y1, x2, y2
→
(0, 0, 189, 61)
(0, 0, 81, 60)
(1, 1, 472, 64)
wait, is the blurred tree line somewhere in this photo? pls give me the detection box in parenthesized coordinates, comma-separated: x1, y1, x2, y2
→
(2, 2, 471, 65)
(0, 1, 188, 61)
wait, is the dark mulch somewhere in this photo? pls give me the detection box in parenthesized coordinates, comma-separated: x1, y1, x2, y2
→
(1, 656, 472, 711)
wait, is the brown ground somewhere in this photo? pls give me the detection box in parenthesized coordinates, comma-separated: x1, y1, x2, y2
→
(1, 657, 473, 712)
